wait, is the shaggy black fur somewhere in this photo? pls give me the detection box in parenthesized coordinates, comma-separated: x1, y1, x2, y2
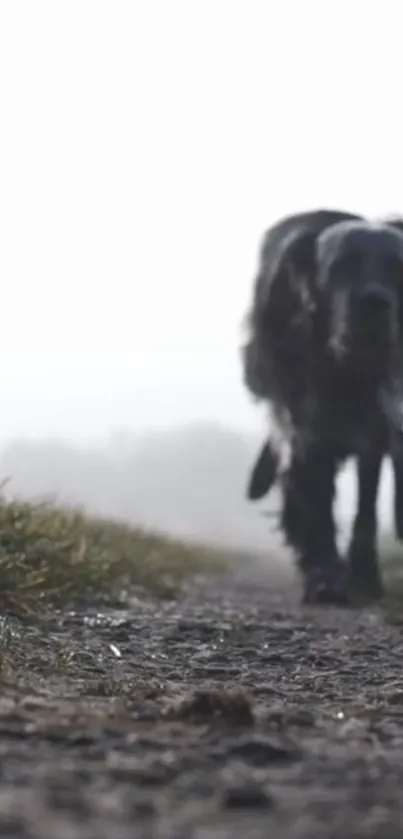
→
(242, 209, 403, 605)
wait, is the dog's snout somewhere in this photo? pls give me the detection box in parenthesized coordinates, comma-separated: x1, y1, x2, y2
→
(358, 285, 393, 316)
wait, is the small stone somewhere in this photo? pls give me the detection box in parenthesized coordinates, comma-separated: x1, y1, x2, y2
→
(218, 733, 300, 765)
(222, 784, 272, 810)
(165, 688, 254, 726)
(387, 691, 403, 705)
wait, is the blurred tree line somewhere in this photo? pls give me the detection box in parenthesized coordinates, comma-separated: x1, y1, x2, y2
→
(0, 423, 278, 551)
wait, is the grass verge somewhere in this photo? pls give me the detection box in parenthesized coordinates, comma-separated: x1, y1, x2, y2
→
(0, 498, 226, 615)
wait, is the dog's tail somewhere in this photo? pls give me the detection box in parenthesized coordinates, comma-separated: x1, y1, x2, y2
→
(247, 439, 280, 501)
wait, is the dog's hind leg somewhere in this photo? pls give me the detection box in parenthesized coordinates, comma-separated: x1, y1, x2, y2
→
(390, 433, 403, 542)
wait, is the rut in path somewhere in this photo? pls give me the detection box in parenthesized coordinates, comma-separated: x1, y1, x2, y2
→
(1, 556, 403, 838)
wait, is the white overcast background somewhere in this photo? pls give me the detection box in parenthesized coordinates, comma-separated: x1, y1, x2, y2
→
(0, 0, 402, 447)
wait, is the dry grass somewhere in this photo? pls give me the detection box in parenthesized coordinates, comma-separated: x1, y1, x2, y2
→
(0, 498, 225, 615)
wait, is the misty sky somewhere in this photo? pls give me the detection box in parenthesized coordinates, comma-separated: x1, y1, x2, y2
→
(0, 1, 403, 444)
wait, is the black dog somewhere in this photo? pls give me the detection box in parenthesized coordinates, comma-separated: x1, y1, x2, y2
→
(242, 209, 403, 605)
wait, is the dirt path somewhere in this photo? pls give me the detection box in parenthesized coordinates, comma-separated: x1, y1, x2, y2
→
(1, 558, 403, 838)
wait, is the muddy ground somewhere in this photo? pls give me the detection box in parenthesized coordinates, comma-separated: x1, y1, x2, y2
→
(1, 556, 403, 838)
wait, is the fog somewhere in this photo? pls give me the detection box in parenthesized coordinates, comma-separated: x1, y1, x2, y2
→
(0, 429, 396, 553)
(0, 1, 401, 550)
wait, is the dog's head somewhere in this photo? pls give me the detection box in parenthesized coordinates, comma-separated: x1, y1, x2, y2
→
(315, 221, 403, 373)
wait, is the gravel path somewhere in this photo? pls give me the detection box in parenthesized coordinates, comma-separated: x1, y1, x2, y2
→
(1, 558, 403, 838)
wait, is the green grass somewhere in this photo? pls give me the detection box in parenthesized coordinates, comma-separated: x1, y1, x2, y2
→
(0, 498, 226, 615)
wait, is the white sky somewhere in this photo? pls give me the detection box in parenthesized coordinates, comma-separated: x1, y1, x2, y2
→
(1, 0, 403, 443)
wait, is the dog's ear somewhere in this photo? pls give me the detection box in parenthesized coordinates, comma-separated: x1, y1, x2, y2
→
(247, 441, 279, 501)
